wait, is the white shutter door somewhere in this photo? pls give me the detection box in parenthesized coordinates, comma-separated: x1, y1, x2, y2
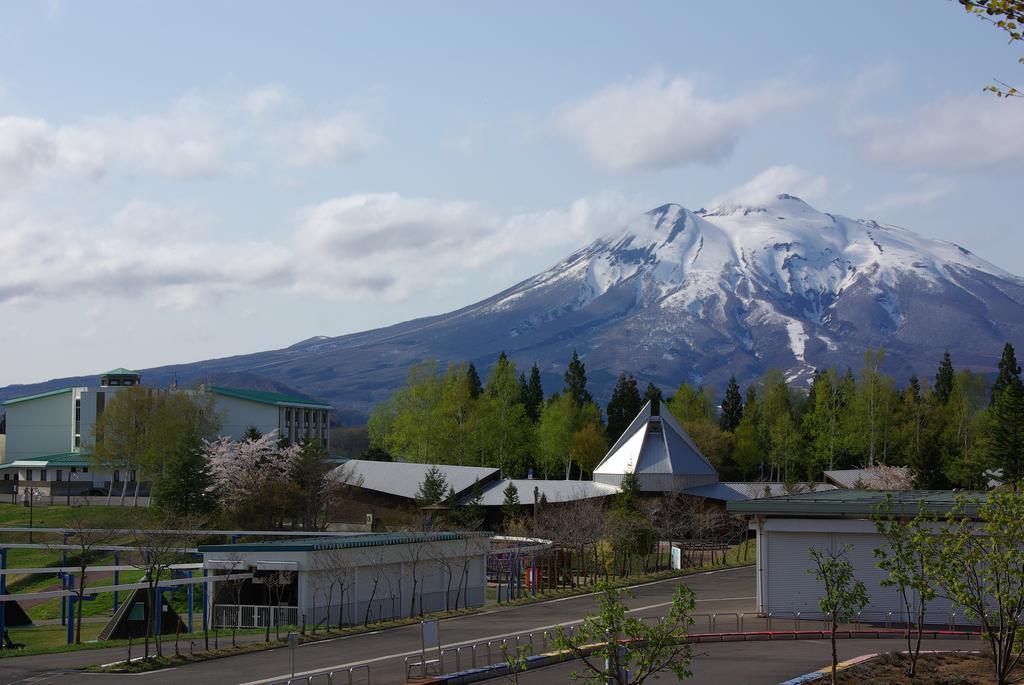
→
(765, 531, 832, 615)
(842, 533, 901, 621)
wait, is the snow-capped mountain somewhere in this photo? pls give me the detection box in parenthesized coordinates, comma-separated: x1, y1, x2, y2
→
(3, 195, 1022, 418)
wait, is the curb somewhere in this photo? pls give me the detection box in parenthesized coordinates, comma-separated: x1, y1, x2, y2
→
(776, 649, 983, 685)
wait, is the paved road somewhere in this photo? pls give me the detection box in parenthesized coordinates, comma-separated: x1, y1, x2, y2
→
(508, 637, 983, 684)
(0, 566, 755, 685)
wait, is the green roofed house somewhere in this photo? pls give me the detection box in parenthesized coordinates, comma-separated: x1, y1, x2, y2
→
(727, 489, 985, 624)
(1, 369, 332, 501)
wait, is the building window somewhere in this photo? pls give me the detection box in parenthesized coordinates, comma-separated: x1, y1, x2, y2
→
(128, 469, 136, 482)
(123, 380, 134, 386)
(56, 470, 63, 482)
(40, 469, 47, 482)
(3, 474, 8, 481)
(26, 469, 33, 481)
(82, 467, 88, 474)
(113, 470, 120, 482)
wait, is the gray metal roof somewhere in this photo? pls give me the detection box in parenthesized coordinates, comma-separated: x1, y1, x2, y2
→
(462, 478, 620, 507)
(593, 402, 718, 482)
(683, 481, 837, 502)
(823, 467, 912, 489)
(198, 531, 491, 553)
(727, 489, 985, 517)
(334, 459, 499, 500)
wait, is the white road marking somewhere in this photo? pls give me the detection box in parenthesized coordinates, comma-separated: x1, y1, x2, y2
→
(235, 567, 755, 685)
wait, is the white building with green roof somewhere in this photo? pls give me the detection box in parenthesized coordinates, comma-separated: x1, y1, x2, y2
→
(1, 369, 332, 499)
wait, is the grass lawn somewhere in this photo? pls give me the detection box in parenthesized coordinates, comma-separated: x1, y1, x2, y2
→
(8, 622, 105, 650)
(0, 502, 161, 531)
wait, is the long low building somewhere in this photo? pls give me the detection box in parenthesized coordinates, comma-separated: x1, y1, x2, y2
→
(728, 490, 979, 624)
(199, 532, 491, 628)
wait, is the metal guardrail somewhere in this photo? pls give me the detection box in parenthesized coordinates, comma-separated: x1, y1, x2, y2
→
(276, 664, 369, 685)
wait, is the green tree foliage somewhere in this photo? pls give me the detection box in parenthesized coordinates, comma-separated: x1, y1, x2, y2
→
(667, 383, 714, 423)
(991, 342, 1022, 406)
(933, 492, 1024, 684)
(987, 378, 1024, 485)
(571, 422, 609, 475)
(804, 368, 853, 471)
(718, 376, 743, 432)
(872, 497, 938, 677)
(501, 481, 521, 526)
(537, 393, 603, 478)
(934, 351, 955, 406)
(479, 353, 534, 477)
(466, 362, 483, 399)
(92, 386, 220, 506)
(849, 348, 898, 465)
(606, 373, 642, 443)
(614, 471, 641, 515)
(960, 0, 1024, 97)
(808, 545, 869, 685)
(151, 428, 216, 517)
(551, 582, 695, 685)
(414, 465, 453, 507)
(564, 349, 593, 407)
(449, 479, 484, 530)
(642, 382, 664, 409)
(288, 438, 336, 529)
(521, 364, 545, 422)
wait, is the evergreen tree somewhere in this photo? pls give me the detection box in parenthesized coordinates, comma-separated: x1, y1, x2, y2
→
(719, 376, 744, 432)
(450, 479, 484, 529)
(152, 429, 216, 516)
(242, 425, 262, 441)
(643, 382, 664, 412)
(288, 438, 335, 529)
(501, 481, 521, 525)
(466, 363, 483, 400)
(935, 351, 955, 406)
(991, 342, 1022, 407)
(606, 373, 642, 443)
(989, 379, 1024, 485)
(614, 471, 641, 514)
(522, 364, 545, 422)
(563, 349, 592, 407)
(414, 465, 452, 507)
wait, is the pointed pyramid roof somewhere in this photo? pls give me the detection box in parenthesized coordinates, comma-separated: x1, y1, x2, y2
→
(593, 401, 718, 491)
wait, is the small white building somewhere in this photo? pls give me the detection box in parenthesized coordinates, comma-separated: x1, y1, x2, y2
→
(728, 490, 975, 624)
(199, 532, 491, 628)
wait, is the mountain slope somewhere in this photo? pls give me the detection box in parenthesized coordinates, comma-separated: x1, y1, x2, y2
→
(3, 195, 1022, 421)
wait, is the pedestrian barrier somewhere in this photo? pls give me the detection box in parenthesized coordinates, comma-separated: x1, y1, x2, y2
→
(278, 663, 369, 685)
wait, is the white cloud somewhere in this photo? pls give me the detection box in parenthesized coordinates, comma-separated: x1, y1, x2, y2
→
(0, 192, 642, 307)
(0, 90, 381, 187)
(0, 199, 294, 310)
(282, 113, 380, 167)
(710, 165, 829, 208)
(843, 95, 1024, 170)
(863, 177, 957, 214)
(555, 73, 804, 171)
(243, 84, 292, 118)
(0, 117, 56, 185)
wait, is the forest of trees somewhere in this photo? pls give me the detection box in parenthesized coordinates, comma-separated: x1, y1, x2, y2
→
(368, 343, 1024, 489)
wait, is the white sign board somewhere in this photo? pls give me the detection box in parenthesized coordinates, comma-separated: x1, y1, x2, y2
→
(421, 619, 440, 651)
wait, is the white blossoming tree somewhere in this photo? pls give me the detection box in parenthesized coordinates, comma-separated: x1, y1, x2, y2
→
(205, 431, 301, 528)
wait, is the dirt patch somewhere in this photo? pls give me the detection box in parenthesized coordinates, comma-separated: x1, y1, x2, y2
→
(835, 651, 1024, 684)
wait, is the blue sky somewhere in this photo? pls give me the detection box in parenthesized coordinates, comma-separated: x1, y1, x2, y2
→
(1, 1, 1021, 385)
